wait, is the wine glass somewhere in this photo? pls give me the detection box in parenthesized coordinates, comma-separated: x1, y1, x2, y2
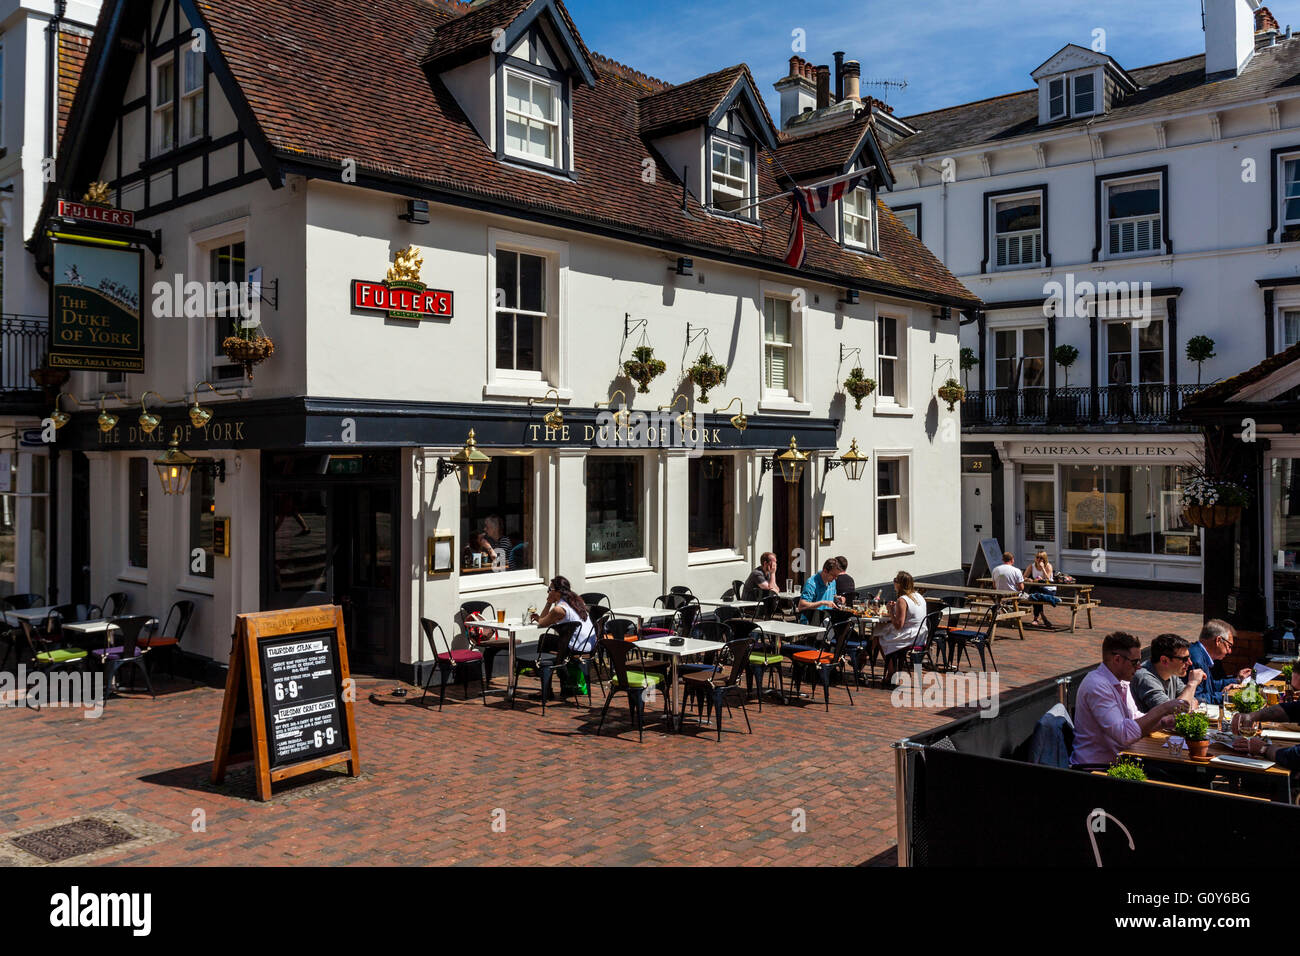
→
(1239, 712, 1257, 741)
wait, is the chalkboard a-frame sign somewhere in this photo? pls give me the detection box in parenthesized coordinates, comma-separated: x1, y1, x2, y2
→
(211, 605, 360, 801)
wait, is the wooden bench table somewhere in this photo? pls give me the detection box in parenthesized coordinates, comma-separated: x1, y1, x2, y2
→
(976, 578, 1101, 633)
(914, 583, 1030, 640)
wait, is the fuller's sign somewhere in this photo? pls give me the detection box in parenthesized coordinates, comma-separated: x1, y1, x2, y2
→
(352, 244, 453, 320)
(56, 199, 135, 228)
(48, 240, 145, 373)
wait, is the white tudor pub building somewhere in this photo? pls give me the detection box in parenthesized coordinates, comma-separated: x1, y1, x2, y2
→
(32, 0, 977, 678)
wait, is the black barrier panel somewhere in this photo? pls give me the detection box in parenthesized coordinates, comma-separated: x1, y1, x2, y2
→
(917, 747, 1298, 866)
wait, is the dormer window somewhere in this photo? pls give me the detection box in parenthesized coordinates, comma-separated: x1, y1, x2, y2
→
(1072, 73, 1095, 115)
(1047, 77, 1066, 120)
(504, 68, 560, 165)
(710, 137, 750, 211)
(1032, 45, 1136, 127)
(843, 185, 874, 250)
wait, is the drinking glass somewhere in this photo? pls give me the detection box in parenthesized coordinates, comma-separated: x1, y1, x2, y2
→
(497, 609, 506, 624)
(786, 578, 793, 594)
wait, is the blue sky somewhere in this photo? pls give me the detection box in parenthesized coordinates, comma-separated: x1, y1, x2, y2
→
(565, 0, 1217, 118)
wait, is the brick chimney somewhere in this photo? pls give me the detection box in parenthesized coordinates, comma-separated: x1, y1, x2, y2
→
(1256, 4, 1280, 32)
(833, 51, 845, 101)
(1204, 0, 1260, 79)
(815, 64, 831, 109)
(774, 56, 818, 129)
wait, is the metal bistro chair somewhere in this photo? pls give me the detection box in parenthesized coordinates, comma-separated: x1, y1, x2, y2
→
(512, 621, 581, 714)
(948, 602, 1000, 672)
(789, 618, 856, 711)
(90, 592, 129, 620)
(745, 621, 786, 711)
(680, 636, 754, 741)
(419, 618, 486, 711)
(580, 592, 610, 608)
(143, 600, 195, 679)
(458, 601, 508, 685)
(89, 615, 158, 701)
(18, 618, 88, 678)
(669, 585, 695, 598)
(596, 637, 667, 743)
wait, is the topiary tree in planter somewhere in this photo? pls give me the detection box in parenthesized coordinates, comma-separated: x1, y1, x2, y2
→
(1054, 344, 1080, 388)
(959, 347, 978, 391)
(1186, 335, 1216, 386)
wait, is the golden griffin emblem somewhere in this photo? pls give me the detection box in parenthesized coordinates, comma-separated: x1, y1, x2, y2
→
(82, 181, 112, 207)
(386, 245, 424, 284)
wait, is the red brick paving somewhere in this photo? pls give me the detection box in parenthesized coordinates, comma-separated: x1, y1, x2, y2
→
(3, 586, 1202, 865)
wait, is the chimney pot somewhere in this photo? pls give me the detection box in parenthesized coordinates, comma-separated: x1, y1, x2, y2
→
(788, 55, 802, 78)
(844, 59, 861, 101)
(815, 64, 831, 109)
(833, 51, 845, 102)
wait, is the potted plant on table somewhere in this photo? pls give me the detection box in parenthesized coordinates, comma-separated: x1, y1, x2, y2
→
(686, 352, 727, 403)
(1174, 711, 1211, 762)
(622, 345, 667, 393)
(936, 377, 965, 412)
(1229, 683, 1267, 716)
(1106, 756, 1147, 782)
(842, 367, 877, 410)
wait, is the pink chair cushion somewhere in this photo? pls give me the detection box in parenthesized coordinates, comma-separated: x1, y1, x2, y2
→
(437, 649, 483, 664)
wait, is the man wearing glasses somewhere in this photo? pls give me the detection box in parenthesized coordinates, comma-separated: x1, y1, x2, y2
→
(1188, 619, 1254, 705)
(1071, 632, 1187, 768)
(1130, 633, 1204, 712)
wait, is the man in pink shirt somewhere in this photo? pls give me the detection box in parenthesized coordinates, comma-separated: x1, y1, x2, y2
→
(1070, 631, 1187, 767)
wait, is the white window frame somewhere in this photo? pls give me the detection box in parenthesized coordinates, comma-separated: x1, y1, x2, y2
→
(990, 325, 1048, 391)
(710, 137, 751, 209)
(686, 452, 743, 565)
(1047, 76, 1066, 121)
(1103, 173, 1163, 259)
(0, 40, 6, 151)
(503, 66, 560, 167)
(1280, 152, 1300, 240)
(874, 309, 911, 413)
(1042, 68, 1100, 123)
(186, 218, 250, 388)
(873, 451, 913, 557)
(991, 191, 1044, 271)
(843, 185, 873, 250)
(1277, 300, 1300, 351)
(179, 455, 218, 594)
(180, 47, 205, 145)
(893, 206, 919, 238)
(458, 451, 545, 594)
(1071, 71, 1096, 117)
(484, 229, 571, 400)
(758, 283, 810, 412)
(151, 57, 175, 156)
(763, 295, 793, 397)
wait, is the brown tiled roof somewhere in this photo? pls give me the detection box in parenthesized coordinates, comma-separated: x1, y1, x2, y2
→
(889, 38, 1300, 160)
(57, 30, 92, 148)
(180, 0, 976, 306)
(1183, 342, 1300, 407)
(638, 65, 748, 137)
(421, 0, 595, 80)
(774, 114, 875, 183)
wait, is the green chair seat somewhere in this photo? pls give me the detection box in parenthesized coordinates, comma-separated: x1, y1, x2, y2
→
(623, 671, 661, 689)
(36, 648, 87, 664)
(750, 652, 784, 665)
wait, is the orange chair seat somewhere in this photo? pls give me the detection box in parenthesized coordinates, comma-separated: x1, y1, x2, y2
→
(792, 649, 833, 664)
(145, 636, 180, 647)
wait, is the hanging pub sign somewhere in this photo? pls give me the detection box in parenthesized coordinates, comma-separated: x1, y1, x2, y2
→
(212, 605, 360, 801)
(48, 239, 145, 373)
(56, 198, 135, 228)
(351, 244, 453, 320)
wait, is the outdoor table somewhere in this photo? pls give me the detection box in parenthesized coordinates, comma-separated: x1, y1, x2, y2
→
(3, 605, 60, 626)
(61, 619, 121, 649)
(608, 606, 676, 630)
(1120, 730, 1293, 803)
(634, 634, 726, 731)
(695, 598, 760, 618)
(755, 620, 823, 654)
(465, 620, 542, 701)
(775, 590, 800, 600)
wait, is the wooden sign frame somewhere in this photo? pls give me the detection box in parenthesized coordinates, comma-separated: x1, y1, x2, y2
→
(211, 605, 360, 801)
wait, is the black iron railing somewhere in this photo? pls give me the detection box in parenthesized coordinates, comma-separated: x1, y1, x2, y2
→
(0, 315, 48, 393)
(962, 384, 1207, 426)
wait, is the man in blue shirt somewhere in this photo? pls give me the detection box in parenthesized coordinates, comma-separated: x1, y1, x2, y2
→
(1188, 619, 1252, 705)
(798, 559, 840, 624)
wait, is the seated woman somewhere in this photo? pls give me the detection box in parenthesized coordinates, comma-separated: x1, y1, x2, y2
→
(531, 575, 596, 653)
(483, 515, 515, 571)
(1024, 549, 1062, 628)
(872, 571, 928, 681)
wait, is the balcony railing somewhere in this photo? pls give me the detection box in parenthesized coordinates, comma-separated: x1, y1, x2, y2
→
(0, 315, 48, 393)
(962, 384, 1207, 427)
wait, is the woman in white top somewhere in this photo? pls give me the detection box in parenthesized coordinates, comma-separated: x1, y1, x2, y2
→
(873, 571, 928, 677)
(532, 575, 596, 652)
(1023, 549, 1061, 628)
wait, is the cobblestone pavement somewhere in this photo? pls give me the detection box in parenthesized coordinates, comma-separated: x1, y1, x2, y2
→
(2, 586, 1202, 866)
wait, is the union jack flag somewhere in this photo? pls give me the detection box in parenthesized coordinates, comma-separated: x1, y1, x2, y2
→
(784, 171, 869, 268)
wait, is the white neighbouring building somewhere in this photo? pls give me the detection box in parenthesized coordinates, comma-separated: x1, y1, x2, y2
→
(0, 0, 96, 602)
(879, 0, 1300, 589)
(33, 0, 978, 679)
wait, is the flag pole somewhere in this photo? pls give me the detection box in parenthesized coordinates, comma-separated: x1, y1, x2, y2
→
(725, 166, 876, 216)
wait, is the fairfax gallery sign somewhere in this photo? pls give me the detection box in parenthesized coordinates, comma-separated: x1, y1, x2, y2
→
(351, 245, 452, 321)
(48, 240, 145, 373)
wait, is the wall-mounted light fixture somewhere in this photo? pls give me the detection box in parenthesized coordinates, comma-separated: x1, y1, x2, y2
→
(137, 391, 163, 435)
(713, 397, 747, 432)
(399, 199, 430, 224)
(97, 392, 127, 433)
(761, 437, 809, 483)
(672, 256, 694, 277)
(824, 438, 869, 481)
(528, 389, 564, 429)
(842, 289, 860, 306)
(438, 429, 491, 494)
(48, 392, 74, 430)
(659, 393, 693, 430)
(605, 389, 630, 428)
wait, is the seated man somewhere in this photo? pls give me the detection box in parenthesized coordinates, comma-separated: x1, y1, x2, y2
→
(833, 556, 856, 605)
(1232, 663, 1300, 768)
(1070, 631, 1186, 768)
(1188, 619, 1253, 705)
(1129, 632, 1203, 712)
(797, 559, 839, 625)
(990, 551, 1023, 596)
(741, 551, 779, 601)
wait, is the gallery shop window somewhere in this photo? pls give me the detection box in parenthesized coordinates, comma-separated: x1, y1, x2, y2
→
(1271, 458, 1300, 601)
(504, 68, 560, 166)
(207, 237, 247, 382)
(688, 456, 734, 553)
(494, 248, 547, 375)
(587, 456, 643, 563)
(1105, 176, 1163, 257)
(875, 456, 910, 549)
(992, 194, 1043, 270)
(461, 455, 534, 574)
(128, 457, 149, 569)
(189, 461, 216, 580)
(1062, 464, 1199, 556)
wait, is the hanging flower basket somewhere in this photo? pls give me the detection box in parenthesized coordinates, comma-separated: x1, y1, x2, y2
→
(1182, 504, 1242, 528)
(687, 352, 727, 403)
(842, 367, 877, 410)
(221, 332, 276, 379)
(622, 345, 667, 393)
(936, 377, 965, 412)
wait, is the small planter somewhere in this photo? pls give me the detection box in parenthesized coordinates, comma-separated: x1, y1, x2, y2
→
(936, 378, 965, 412)
(622, 345, 667, 394)
(221, 334, 276, 379)
(1187, 739, 1211, 762)
(842, 368, 877, 410)
(687, 353, 727, 403)
(1182, 504, 1242, 528)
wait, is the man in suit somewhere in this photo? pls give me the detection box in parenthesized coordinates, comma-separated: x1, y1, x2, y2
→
(1188, 619, 1252, 705)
